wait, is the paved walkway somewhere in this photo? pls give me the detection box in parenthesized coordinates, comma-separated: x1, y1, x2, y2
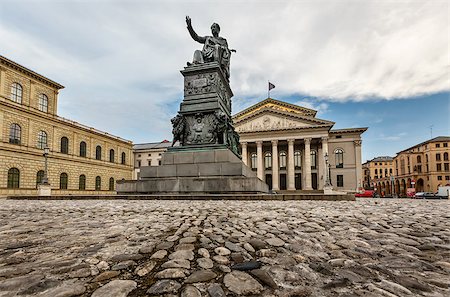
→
(0, 199, 449, 297)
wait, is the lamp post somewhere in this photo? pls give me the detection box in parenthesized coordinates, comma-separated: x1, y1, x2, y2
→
(323, 153, 333, 194)
(38, 146, 51, 196)
(42, 146, 49, 185)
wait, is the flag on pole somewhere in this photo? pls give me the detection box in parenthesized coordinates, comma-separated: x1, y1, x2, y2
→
(268, 82, 275, 91)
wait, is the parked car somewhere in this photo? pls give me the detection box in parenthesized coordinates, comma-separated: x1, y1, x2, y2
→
(355, 190, 375, 197)
(414, 192, 443, 199)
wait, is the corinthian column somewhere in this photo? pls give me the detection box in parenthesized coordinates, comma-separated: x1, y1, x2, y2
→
(304, 138, 313, 190)
(271, 140, 279, 191)
(256, 141, 264, 181)
(287, 139, 296, 190)
(241, 142, 248, 166)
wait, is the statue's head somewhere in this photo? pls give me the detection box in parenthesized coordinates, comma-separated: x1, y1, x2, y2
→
(211, 23, 220, 37)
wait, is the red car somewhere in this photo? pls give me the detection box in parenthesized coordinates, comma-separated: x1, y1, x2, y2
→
(355, 190, 376, 197)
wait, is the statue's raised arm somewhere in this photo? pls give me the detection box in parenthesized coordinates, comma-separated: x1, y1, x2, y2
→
(185, 16, 233, 80)
(186, 16, 206, 44)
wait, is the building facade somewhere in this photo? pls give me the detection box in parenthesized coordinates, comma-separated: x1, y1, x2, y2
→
(233, 98, 367, 192)
(0, 55, 133, 196)
(362, 156, 394, 191)
(133, 140, 172, 179)
(375, 137, 450, 197)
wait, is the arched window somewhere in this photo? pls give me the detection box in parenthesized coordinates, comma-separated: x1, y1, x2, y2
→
(7, 168, 20, 188)
(60, 137, 69, 154)
(37, 131, 47, 149)
(444, 152, 449, 161)
(109, 149, 115, 163)
(38, 94, 48, 112)
(79, 141, 87, 157)
(10, 83, 23, 103)
(109, 177, 115, 191)
(264, 152, 272, 169)
(36, 170, 45, 187)
(60, 173, 68, 189)
(251, 153, 257, 170)
(311, 150, 317, 169)
(375, 169, 378, 174)
(294, 151, 301, 168)
(385, 169, 388, 176)
(335, 149, 344, 168)
(121, 152, 126, 165)
(95, 146, 102, 160)
(95, 176, 101, 190)
(417, 155, 421, 163)
(279, 151, 287, 168)
(79, 175, 86, 190)
(9, 123, 21, 145)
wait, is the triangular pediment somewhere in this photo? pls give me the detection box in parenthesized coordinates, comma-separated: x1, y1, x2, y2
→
(234, 98, 319, 121)
(234, 109, 334, 133)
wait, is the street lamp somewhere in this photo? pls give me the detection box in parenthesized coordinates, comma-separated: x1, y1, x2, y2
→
(38, 146, 51, 196)
(42, 146, 50, 185)
(324, 152, 332, 188)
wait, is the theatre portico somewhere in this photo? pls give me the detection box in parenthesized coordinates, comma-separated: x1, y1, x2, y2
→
(234, 98, 367, 192)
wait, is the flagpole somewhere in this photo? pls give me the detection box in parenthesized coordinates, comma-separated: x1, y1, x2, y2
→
(268, 80, 270, 98)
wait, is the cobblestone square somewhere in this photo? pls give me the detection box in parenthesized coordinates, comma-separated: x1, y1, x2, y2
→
(0, 199, 449, 297)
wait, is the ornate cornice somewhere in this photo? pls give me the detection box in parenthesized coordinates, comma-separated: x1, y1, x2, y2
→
(0, 55, 64, 90)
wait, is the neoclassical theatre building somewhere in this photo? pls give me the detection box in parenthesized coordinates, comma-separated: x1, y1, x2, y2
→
(233, 99, 367, 192)
(0, 55, 133, 196)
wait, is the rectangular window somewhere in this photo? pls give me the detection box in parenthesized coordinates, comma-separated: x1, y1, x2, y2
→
(158, 160, 162, 166)
(446, 176, 450, 180)
(438, 176, 442, 180)
(437, 163, 442, 171)
(148, 160, 151, 166)
(436, 144, 440, 148)
(137, 160, 141, 167)
(444, 163, 449, 171)
(337, 175, 344, 187)
(444, 143, 448, 147)
(436, 153, 441, 161)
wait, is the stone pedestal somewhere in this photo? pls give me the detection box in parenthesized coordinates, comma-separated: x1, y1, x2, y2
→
(117, 148, 268, 194)
(37, 184, 51, 196)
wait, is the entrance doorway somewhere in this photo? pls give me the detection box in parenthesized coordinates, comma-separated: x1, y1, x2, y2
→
(280, 174, 287, 190)
(312, 173, 318, 190)
(295, 173, 302, 190)
(265, 174, 272, 190)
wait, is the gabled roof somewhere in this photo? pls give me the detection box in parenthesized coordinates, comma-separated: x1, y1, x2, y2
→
(397, 136, 450, 154)
(233, 97, 317, 120)
(330, 128, 368, 134)
(134, 140, 173, 150)
(234, 106, 335, 127)
(0, 55, 64, 90)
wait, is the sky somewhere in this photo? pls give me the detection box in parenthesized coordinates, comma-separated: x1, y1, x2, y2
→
(0, 0, 448, 162)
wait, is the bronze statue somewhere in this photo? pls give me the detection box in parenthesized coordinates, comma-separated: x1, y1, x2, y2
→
(186, 16, 235, 80)
(171, 114, 186, 146)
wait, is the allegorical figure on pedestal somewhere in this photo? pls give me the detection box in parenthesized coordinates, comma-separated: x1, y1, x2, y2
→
(186, 16, 235, 80)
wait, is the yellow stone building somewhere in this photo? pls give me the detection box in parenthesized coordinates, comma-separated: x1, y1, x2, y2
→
(0, 55, 133, 196)
(366, 137, 450, 197)
(362, 156, 394, 191)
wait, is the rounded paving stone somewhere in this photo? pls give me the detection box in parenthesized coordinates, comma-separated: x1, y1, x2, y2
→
(91, 280, 136, 297)
(223, 271, 263, 295)
(214, 247, 231, 256)
(197, 257, 214, 269)
(147, 280, 181, 295)
(184, 270, 217, 283)
(213, 255, 229, 265)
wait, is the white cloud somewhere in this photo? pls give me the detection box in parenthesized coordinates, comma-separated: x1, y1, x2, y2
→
(0, 0, 447, 142)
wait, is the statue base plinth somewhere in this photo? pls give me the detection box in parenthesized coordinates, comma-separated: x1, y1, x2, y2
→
(116, 148, 269, 194)
(37, 184, 51, 196)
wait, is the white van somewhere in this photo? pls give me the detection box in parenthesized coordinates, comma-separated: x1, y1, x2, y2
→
(437, 186, 450, 199)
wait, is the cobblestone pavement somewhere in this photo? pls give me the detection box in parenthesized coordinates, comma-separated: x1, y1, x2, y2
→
(0, 199, 449, 297)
